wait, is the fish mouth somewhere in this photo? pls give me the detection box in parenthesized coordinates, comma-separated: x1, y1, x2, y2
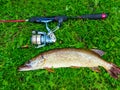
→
(18, 64, 32, 71)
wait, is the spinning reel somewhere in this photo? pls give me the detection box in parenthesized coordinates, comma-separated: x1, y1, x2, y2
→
(31, 18, 61, 48)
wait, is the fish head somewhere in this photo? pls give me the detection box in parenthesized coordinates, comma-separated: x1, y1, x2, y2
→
(18, 55, 45, 71)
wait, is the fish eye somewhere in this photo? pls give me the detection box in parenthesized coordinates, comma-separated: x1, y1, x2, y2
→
(39, 56, 45, 63)
(41, 55, 44, 59)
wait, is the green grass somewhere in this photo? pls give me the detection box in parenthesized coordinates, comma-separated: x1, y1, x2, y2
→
(1, 0, 120, 90)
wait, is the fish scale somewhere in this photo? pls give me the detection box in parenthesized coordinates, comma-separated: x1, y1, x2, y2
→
(43, 50, 102, 67)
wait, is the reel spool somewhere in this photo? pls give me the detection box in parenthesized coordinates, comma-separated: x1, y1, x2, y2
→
(31, 31, 46, 48)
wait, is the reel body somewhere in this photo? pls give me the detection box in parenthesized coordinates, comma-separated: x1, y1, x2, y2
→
(31, 30, 56, 48)
(31, 21, 58, 48)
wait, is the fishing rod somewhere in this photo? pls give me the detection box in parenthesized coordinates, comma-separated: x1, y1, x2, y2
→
(0, 13, 108, 48)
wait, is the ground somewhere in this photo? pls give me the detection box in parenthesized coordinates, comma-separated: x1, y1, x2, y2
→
(0, 0, 120, 90)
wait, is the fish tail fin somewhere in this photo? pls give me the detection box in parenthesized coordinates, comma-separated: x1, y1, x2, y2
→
(107, 63, 120, 79)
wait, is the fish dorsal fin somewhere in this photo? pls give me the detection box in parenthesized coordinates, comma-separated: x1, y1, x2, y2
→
(91, 49, 105, 56)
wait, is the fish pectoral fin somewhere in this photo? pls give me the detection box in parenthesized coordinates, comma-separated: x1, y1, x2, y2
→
(90, 67, 101, 72)
(71, 66, 80, 68)
(44, 67, 54, 73)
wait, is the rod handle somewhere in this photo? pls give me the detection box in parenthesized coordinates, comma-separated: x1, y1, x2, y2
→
(80, 13, 108, 19)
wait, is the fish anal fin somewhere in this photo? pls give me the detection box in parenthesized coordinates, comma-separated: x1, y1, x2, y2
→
(71, 66, 80, 68)
(90, 67, 101, 72)
(91, 49, 105, 56)
(44, 67, 54, 73)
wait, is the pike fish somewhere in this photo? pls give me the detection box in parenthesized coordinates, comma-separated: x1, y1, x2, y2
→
(18, 48, 120, 79)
